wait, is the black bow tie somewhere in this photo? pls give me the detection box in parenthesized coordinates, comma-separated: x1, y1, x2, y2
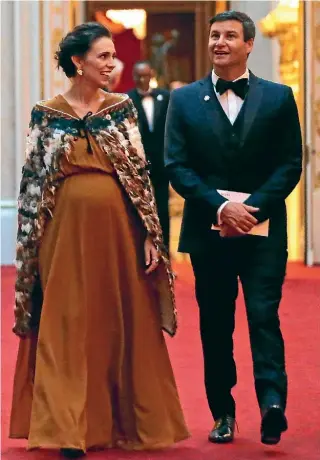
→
(216, 78, 249, 99)
(138, 91, 153, 99)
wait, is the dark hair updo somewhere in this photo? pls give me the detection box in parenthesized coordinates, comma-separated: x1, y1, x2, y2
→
(55, 22, 112, 78)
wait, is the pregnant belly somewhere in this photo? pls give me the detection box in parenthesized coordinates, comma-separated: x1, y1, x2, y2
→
(55, 172, 125, 212)
(40, 172, 139, 253)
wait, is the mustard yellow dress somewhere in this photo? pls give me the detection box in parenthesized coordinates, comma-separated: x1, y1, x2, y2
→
(10, 96, 189, 452)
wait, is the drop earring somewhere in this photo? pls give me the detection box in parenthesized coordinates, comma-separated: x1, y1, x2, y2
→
(77, 69, 83, 76)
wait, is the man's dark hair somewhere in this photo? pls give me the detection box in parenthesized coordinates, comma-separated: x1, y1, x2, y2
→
(55, 22, 112, 78)
(133, 60, 153, 72)
(209, 10, 256, 42)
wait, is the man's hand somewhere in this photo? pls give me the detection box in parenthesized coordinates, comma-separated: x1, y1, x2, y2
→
(220, 202, 260, 234)
(220, 223, 245, 238)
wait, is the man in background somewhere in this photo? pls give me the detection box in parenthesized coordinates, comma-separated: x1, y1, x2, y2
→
(128, 61, 170, 249)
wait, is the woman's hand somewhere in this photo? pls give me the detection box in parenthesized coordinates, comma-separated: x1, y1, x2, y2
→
(144, 236, 161, 274)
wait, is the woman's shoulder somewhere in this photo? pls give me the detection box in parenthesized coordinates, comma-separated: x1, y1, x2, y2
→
(100, 91, 132, 113)
(28, 95, 83, 133)
(32, 95, 63, 112)
(30, 92, 134, 124)
(28, 95, 75, 127)
(93, 92, 136, 122)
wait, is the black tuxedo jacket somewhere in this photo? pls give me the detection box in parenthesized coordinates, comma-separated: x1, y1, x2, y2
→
(164, 73, 302, 253)
(128, 88, 170, 185)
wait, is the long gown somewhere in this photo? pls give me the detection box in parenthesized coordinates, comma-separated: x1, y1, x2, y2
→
(9, 96, 189, 452)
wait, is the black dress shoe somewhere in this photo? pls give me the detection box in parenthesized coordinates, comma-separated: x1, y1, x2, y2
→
(60, 449, 85, 458)
(208, 415, 235, 443)
(261, 405, 288, 445)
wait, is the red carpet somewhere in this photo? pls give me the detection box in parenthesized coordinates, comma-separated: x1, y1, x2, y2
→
(2, 263, 320, 459)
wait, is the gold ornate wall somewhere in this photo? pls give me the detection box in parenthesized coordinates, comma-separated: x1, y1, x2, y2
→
(311, 3, 320, 192)
(308, 1, 320, 264)
(40, 0, 84, 100)
(260, 0, 305, 262)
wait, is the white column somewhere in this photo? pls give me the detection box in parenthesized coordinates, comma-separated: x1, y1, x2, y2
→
(1, 0, 15, 202)
(1, 1, 15, 265)
(1, 0, 42, 265)
(14, 0, 42, 196)
(1, 0, 84, 265)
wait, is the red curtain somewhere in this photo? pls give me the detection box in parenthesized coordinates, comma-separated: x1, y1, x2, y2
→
(95, 12, 143, 92)
(112, 29, 142, 92)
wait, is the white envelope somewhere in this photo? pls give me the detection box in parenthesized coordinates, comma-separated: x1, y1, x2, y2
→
(211, 190, 269, 237)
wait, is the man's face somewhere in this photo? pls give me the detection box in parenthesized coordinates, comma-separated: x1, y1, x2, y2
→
(208, 20, 253, 71)
(133, 64, 153, 91)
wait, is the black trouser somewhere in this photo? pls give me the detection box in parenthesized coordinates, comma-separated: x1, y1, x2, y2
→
(190, 235, 288, 420)
(153, 182, 170, 250)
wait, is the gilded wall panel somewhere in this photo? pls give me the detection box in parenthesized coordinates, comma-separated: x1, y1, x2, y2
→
(314, 3, 320, 189)
(259, 0, 304, 261)
(311, 1, 320, 263)
(41, 1, 81, 99)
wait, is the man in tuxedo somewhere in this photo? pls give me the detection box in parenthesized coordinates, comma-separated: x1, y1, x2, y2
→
(128, 61, 171, 249)
(165, 11, 302, 445)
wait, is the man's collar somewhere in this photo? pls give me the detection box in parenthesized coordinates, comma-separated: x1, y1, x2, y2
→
(137, 88, 153, 97)
(212, 68, 249, 87)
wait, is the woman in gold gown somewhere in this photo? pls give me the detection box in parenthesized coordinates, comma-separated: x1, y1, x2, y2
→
(9, 22, 189, 458)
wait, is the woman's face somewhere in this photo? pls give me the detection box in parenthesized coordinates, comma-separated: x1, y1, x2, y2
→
(76, 36, 116, 87)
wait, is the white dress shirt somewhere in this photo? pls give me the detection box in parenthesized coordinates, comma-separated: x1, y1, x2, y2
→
(138, 89, 154, 132)
(212, 69, 250, 223)
(212, 68, 249, 124)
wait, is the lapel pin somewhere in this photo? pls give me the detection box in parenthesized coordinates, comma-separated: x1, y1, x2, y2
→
(157, 94, 163, 101)
(204, 95, 210, 101)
